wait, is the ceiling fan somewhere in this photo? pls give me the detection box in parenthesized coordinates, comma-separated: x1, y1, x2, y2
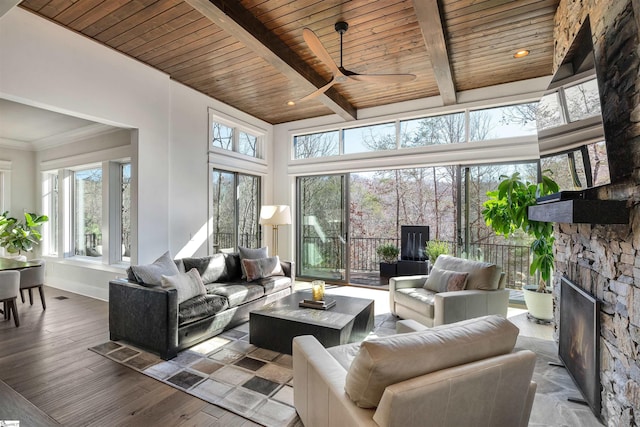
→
(301, 21, 417, 101)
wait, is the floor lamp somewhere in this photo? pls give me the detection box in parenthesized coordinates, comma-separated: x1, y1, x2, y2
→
(259, 205, 291, 257)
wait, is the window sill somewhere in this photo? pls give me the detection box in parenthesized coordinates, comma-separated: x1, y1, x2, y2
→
(44, 256, 129, 274)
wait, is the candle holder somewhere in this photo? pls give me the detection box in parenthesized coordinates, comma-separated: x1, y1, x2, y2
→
(311, 280, 325, 301)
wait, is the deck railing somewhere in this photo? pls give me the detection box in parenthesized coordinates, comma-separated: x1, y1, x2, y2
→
(320, 236, 533, 289)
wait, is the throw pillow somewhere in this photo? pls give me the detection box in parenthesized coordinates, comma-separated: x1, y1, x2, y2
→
(130, 251, 180, 286)
(242, 256, 284, 281)
(238, 246, 268, 278)
(161, 268, 207, 305)
(344, 315, 519, 408)
(424, 267, 468, 292)
(182, 254, 227, 284)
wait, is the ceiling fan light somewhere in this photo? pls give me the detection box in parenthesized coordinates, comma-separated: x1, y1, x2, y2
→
(513, 49, 530, 58)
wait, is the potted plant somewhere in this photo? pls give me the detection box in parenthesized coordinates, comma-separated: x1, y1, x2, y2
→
(0, 211, 49, 259)
(424, 239, 449, 269)
(481, 172, 558, 321)
(377, 243, 399, 278)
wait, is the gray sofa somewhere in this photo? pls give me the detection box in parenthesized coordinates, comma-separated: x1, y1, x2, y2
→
(389, 255, 509, 327)
(109, 252, 294, 359)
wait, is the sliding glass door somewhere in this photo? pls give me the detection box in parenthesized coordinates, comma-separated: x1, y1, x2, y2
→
(211, 169, 260, 252)
(297, 175, 348, 282)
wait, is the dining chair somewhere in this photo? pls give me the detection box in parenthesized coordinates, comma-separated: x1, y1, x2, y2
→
(0, 270, 20, 327)
(19, 259, 46, 310)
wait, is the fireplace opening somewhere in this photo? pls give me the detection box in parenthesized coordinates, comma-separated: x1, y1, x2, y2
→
(558, 276, 602, 419)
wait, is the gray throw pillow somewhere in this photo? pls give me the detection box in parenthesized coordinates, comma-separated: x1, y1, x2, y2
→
(424, 267, 469, 293)
(182, 254, 226, 284)
(130, 251, 180, 286)
(242, 256, 284, 281)
(161, 268, 207, 304)
(238, 246, 268, 279)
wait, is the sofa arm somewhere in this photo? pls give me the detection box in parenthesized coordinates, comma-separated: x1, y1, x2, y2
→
(293, 336, 376, 427)
(388, 275, 428, 315)
(433, 289, 510, 326)
(109, 279, 179, 359)
(280, 260, 295, 282)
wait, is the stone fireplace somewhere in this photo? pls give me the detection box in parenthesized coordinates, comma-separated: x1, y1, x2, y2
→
(552, 0, 640, 425)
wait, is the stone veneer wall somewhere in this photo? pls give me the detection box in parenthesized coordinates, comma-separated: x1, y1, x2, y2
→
(553, 0, 640, 425)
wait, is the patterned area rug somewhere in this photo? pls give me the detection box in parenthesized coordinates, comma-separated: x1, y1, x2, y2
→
(89, 313, 398, 427)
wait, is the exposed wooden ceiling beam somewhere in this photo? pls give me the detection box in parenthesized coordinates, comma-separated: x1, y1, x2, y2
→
(413, 0, 457, 105)
(185, 0, 357, 121)
(0, 0, 21, 18)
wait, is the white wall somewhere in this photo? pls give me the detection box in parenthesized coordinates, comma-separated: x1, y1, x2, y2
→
(0, 8, 277, 299)
(0, 147, 35, 215)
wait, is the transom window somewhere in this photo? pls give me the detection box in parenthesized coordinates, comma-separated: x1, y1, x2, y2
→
(292, 102, 538, 160)
(209, 112, 263, 159)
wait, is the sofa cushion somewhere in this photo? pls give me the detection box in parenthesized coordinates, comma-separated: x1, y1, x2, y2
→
(182, 254, 227, 284)
(344, 315, 519, 408)
(395, 287, 435, 318)
(433, 255, 501, 291)
(328, 342, 361, 371)
(238, 246, 268, 279)
(178, 294, 229, 326)
(206, 283, 265, 308)
(424, 267, 469, 292)
(252, 275, 292, 295)
(130, 251, 180, 286)
(161, 268, 207, 304)
(242, 256, 284, 281)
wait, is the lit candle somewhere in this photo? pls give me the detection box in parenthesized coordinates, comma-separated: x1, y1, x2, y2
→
(311, 280, 325, 301)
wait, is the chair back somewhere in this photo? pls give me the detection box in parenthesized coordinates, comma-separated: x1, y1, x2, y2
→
(0, 270, 20, 299)
(19, 260, 45, 289)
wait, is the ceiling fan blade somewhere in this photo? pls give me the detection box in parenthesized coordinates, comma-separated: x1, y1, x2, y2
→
(348, 73, 417, 83)
(300, 78, 337, 101)
(303, 28, 340, 74)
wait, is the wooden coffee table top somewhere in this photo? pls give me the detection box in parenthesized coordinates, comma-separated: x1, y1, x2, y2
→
(251, 290, 374, 330)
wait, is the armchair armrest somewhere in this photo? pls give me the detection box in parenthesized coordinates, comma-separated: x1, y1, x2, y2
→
(109, 279, 179, 359)
(388, 275, 428, 315)
(433, 289, 510, 326)
(293, 336, 376, 427)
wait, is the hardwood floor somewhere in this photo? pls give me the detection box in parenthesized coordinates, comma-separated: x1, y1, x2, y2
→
(0, 283, 556, 427)
(0, 287, 260, 427)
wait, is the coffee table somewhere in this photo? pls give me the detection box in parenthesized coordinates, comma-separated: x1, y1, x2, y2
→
(249, 291, 374, 354)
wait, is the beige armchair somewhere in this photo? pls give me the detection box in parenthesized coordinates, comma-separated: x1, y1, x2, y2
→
(389, 255, 509, 327)
(293, 315, 536, 427)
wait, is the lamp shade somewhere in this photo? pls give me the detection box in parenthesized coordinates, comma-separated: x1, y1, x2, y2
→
(259, 205, 292, 226)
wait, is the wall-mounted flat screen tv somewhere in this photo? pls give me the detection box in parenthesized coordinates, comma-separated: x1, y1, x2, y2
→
(536, 17, 611, 193)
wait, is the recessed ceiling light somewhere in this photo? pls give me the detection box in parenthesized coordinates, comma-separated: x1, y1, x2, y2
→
(287, 100, 296, 106)
(513, 49, 530, 58)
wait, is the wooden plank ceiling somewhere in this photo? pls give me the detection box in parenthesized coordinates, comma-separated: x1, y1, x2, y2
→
(17, 0, 560, 125)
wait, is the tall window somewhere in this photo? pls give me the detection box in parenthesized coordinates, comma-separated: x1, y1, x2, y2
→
(42, 155, 132, 265)
(211, 169, 261, 252)
(121, 163, 131, 262)
(74, 167, 103, 257)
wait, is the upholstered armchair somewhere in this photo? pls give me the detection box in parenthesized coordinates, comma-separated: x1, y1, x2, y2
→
(389, 255, 509, 327)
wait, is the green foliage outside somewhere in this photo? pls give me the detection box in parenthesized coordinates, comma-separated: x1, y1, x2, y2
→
(0, 211, 49, 254)
(482, 172, 558, 292)
(424, 239, 450, 263)
(376, 243, 399, 264)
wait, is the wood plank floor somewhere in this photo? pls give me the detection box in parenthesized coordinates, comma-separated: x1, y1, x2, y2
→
(0, 287, 261, 427)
